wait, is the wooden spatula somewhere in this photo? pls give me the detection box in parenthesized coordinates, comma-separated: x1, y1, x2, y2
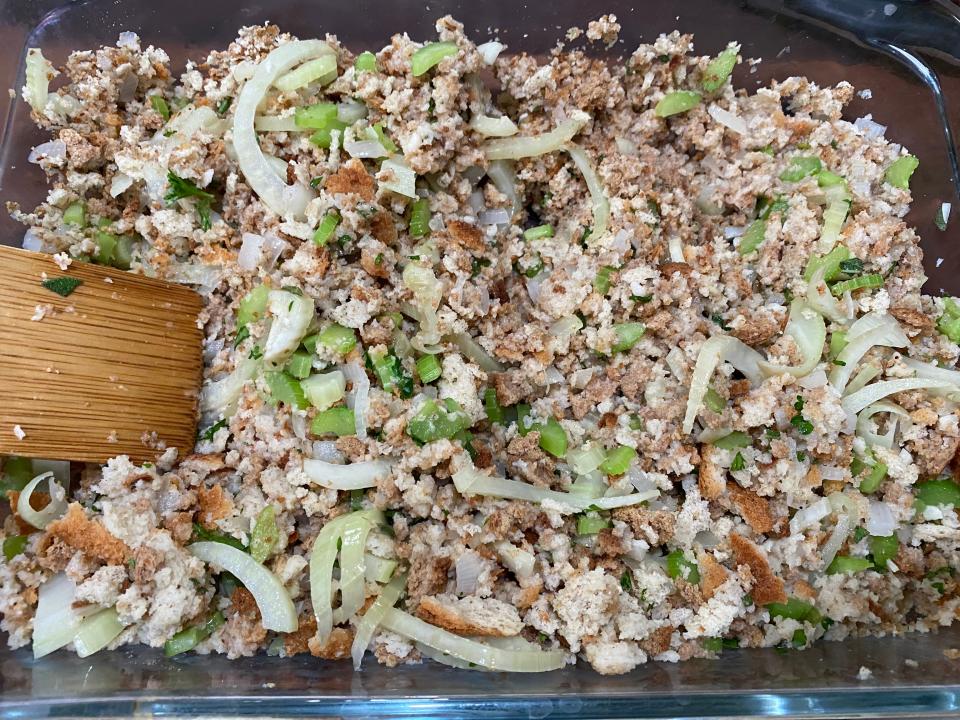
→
(0, 245, 203, 463)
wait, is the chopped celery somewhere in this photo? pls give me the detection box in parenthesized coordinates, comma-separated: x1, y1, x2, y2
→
(666, 549, 700, 583)
(484, 387, 504, 424)
(537, 417, 568, 458)
(415, 354, 442, 384)
(286, 351, 314, 379)
(150, 95, 170, 120)
(408, 198, 431, 238)
(264, 371, 307, 409)
(63, 201, 86, 227)
(869, 534, 899, 570)
(713, 431, 751, 450)
(407, 398, 472, 443)
(884, 155, 919, 190)
(937, 298, 960, 343)
(829, 330, 848, 360)
(2, 456, 34, 492)
(611, 322, 646, 353)
(3, 535, 28, 561)
(758, 195, 789, 220)
(802, 245, 851, 282)
(738, 219, 767, 255)
(915, 478, 960, 507)
(576, 513, 611, 535)
(311, 407, 356, 436)
(826, 555, 873, 575)
(858, 460, 887, 494)
(780, 155, 822, 182)
(355, 51, 377, 72)
(164, 611, 225, 657)
(93, 230, 118, 266)
(704, 387, 726, 413)
(250, 506, 279, 564)
(594, 265, 616, 294)
(300, 371, 346, 410)
(701, 44, 739, 92)
(655, 91, 702, 117)
(411, 41, 458, 76)
(313, 211, 341, 246)
(372, 123, 398, 154)
(113, 236, 134, 270)
(600, 445, 637, 476)
(766, 597, 821, 623)
(192, 522, 247, 551)
(318, 324, 357, 355)
(310, 121, 348, 148)
(523, 225, 554, 241)
(237, 285, 270, 328)
(830, 273, 883, 296)
(295, 102, 338, 129)
(817, 170, 845, 187)
(301, 333, 319, 354)
(370, 348, 413, 397)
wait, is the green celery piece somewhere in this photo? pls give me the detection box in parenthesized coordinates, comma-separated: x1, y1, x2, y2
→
(766, 597, 820, 623)
(286, 351, 314, 380)
(884, 155, 919, 190)
(264, 371, 307, 409)
(704, 387, 726, 413)
(611, 322, 646, 353)
(829, 330, 848, 360)
(408, 199, 431, 238)
(415, 354, 442, 384)
(236, 285, 270, 328)
(355, 51, 377, 72)
(600, 445, 637, 476)
(826, 555, 873, 575)
(537, 417, 568, 458)
(313, 212, 341, 246)
(830, 273, 883, 297)
(63, 201, 86, 227)
(576, 514, 611, 535)
(713, 431, 751, 450)
(780, 155, 822, 182)
(311, 407, 356, 436)
(817, 170, 845, 187)
(594, 266, 616, 295)
(407, 398, 472, 443)
(915, 478, 960, 507)
(93, 230, 118, 266)
(484, 387, 504, 424)
(370, 349, 413, 398)
(3, 535, 28, 561)
(250, 506, 279, 564)
(655, 91, 702, 117)
(803, 245, 851, 282)
(411, 42, 458, 76)
(523, 225, 554, 241)
(295, 102, 338, 129)
(858, 460, 887, 494)
(738, 219, 767, 255)
(869, 534, 899, 570)
(937, 298, 960, 343)
(701, 44, 739, 93)
(150, 95, 171, 120)
(317, 324, 357, 354)
(666, 549, 700, 583)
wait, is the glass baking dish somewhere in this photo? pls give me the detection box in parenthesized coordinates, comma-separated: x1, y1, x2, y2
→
(0, 0, 958, 716)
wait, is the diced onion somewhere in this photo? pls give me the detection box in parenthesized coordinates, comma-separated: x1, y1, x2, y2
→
(23, 48, 53, 114)
(32, 574, 96, 659)
(301, 370, 346, 410)
(478, 208, 511, 225)
(109, 173, 134, 197)
(344, 139, 388, 159)
(379, 607, 566, 672)
(805, 267, 852, 324)
(73, 607, 124, 658)
(566, 142, 610, 241)
(28, 140, 66, 165)
(404, 264, 443, 351)
(853, 115, 887, 140)
(234, 41, 323, 219)
(789, 497, 831, 534)
(567, 442, 607, 475)
(759, 300, 826, 379)
(378, 158, 417, 198)
(17, 472, 67, 530)
(477, 41, 505, 65)
(452, 466, 656, 513)
(683, 336, 764, 434)
(351, 572, 407, 669)
(866, 499, 897, 537)
(254, 115, 300, 132)
(263, 290, 315, 364)
(338, 100, 368, 124)
(820, 511, 852, 572)
(495, 542, 535, 579)
(667, 234, 685, 263)
(549, 316, 584, 340)
(22, 228, 42, 252)
(455, 550, 483, 594)
(190, 541, 298, 632)
(199, 356, 257, 416)
(332, 514, 380, 624)
(302, 458, 391, 490)
(486, 160, 520, 216)
(447, 332, 504, 372)
(842, 378, 953, 417)
(364, 554, 398, 584)
(470, 114, 519, 137)
(237, 232, 264, 271)
(830, 313, 907, 392)
(483, 111, 589, 160)
(707, 104, 747, 134)
(342, 362, 370, 440)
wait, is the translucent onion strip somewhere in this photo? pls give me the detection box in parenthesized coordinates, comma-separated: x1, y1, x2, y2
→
(379, 607, 566, 672)
(32, 574, 97, 659)
(470, 114, 519, 137)
(254, 115, 301, 132)
(234, 40, 325, 219)
(332, 516, 379, 624)
(189, 542, 298, 632)
(351, 572, 407, 669)
(683, 335, 764, 434)
(829, 312, 907, 392)
(483, 112, 589, 160)
(274, 53, 337, 92)
(759, 300, 825, 378)
(447, 332, 504, 372)
(856, 401, 908, 449)
(199, 356, 257, 417)
(342, 361, 370, 439)
(566, 142, 610, 241)
(452, 466, 656, 513)
(73, 607, 125, 658)
(902, 357, 960, 399)
(17, 472, 67, 530)
(264, 290, 315, 364)
(806, 266, 852, 324)
(841, 378, 953, 417)
(302, 458, 391, 490)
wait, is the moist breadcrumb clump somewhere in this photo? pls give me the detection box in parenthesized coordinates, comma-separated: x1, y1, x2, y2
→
(2, 14, 959, 675)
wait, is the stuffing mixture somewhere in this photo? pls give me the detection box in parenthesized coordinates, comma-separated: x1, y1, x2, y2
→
(3, 14, 960, 675)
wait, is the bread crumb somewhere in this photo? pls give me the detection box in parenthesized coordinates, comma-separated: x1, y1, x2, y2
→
(857, 666, 873, 680)
(12, 424, 25, 440)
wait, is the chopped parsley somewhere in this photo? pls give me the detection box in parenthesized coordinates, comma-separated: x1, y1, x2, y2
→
(216, 96, 233, 115)
(471, 257, 491, 277)
(41, 276, 83, 297)
(790, 395, 814, 435)
(731, 452, 746, 472)
(765, 428, 781, 439)
(234, 325, 251, 347)
(165, 172, 214, 231)
(710, 313, 731, 331)
(620, 570, 633, 591)
(248, 345, 263, 360)
(838, 257, 864, 276)
(198, 418, 227, 443)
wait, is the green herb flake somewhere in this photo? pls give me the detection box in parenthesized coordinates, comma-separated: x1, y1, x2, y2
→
(41, 276, 83, 298)
(165, 172, 214, 231)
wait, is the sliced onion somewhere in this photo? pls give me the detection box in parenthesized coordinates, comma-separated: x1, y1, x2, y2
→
(74, 607, 124, 658)
(856, 401, 907, 449)
(841, 378, 952, 417)
(759, 300, 825, 378)
(344, 139, 388, 159)
(162, 105, 227, 143)
(23, 48, 53, 113)
(902, 357, 960, 398)
(31, 459, 69, 485)
(566, 142, 610, 241)
(18, 472, 67, 530)
(477, 41, 505, 65)
(254, 115, 300, 132)
(683, 335, 764, 434)
(452, 466, 656, 513)
(844, 363, 881, 397)
(352, 572, 407, 669)
(337, 100, 368, 124)
(820, 512, 852, 572)
(312, 440, 344, 463)
(707, 104, 747, 134)
(486, 160, 520, 216)
(32, 574, 95, 659)
(302, 458, 391, 490)
(234, 41, 323, 219)
(364, 554, 398, 584)
(667, 234, 685, 263)
(799, 368, 828, 389)
(806, 267, 851, 324)
(378, 158, 417, 198)
(109, 173, 134, 197)
(866, 499, 897, 538)
(478, 208, 511, 225)
(817, 199, 850, 254)
(470, 114, 519, 137)
(22, 228, 42, 252)
(830, 313, 907, 392)
(789, 497, 831, 534)
(199, 356, 257, 416)
(483, 112, 589, 160)
(28, 140, 66, 165)
(380, 607, 566, 672)
(263, 290, 315, 364)
(237, 232, 264, 271)
(447, 332, 503, 372)
(456, 550, 483, 594)
(342, 361, 370, 440)
(495, 542, 535, 579)
(567, 443, 606, 476)
(190, 541, 298, 632)
(332, 514, 380, 624)
(274, 53, 337, 92)
(626, 466, 659, 495)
